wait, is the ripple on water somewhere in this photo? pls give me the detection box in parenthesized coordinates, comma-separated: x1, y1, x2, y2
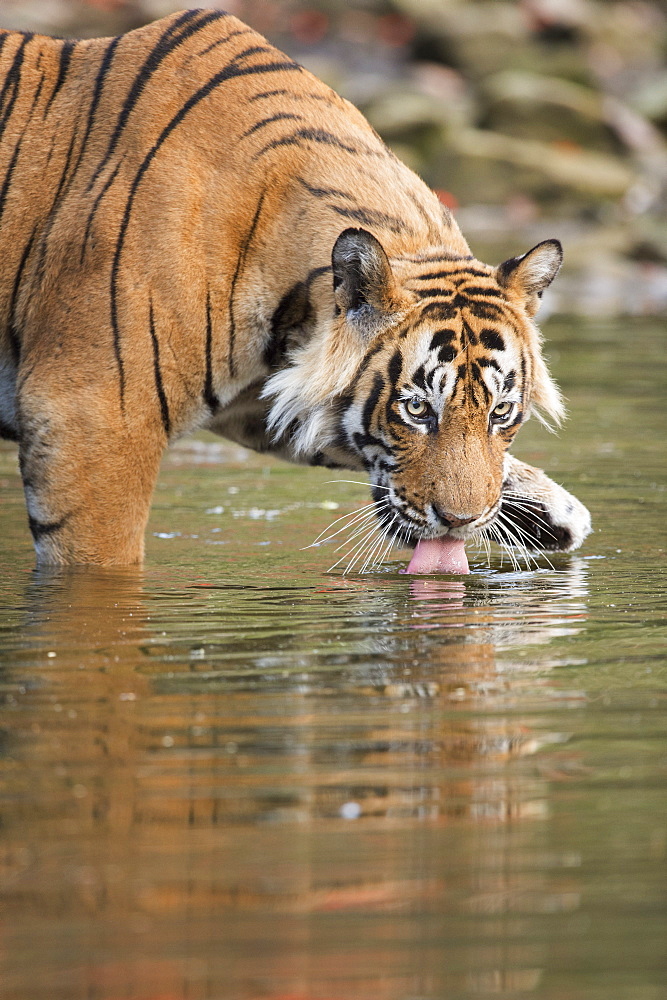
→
(0, 319, 665, 999)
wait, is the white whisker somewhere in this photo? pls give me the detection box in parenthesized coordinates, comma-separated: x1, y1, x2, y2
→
(494, 510, 546, 570)
(331, 510, 385, 554)
(360, 515, 397, 574)
(488, 521, 521, 571)
(328, 519, 380, 573)
(305, 508, 375, 549)
(499, 500, 561, 544)
(324, 479, 391, 491)
(498, 507, 552, 562)
(493, 514, 532, 569)
(357, 511, 396, 572)
(343, 525, 381, 574)
(309, 500, 388, 548)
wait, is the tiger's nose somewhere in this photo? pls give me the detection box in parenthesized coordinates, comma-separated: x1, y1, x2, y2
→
(433, 506, 479, 529)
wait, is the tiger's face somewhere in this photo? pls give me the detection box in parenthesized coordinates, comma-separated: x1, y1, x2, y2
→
(328, 229, 565, 548)
(264, 227, 565, 552)
(340, 320, 522, 547)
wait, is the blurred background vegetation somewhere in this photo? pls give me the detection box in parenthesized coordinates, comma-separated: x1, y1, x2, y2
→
(2, 0, 666, 316)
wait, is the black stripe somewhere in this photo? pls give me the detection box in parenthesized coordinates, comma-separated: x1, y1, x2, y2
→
(0, 135, 22, 224)
(458, 267, 493, 278)
(480, 329, 505, 351)
(463, 285, 504, 298)
(51, 126, 79, 208)
(0, 34, 32, 110)
(28, 513, 68, 541)
(413, 271, 455, 282)
(80, 157, 123, 264)
(229, 45, 274, 62)
(478, 356, 501, 372)
(34, 34, 117, 258)
(387, 349, 402, 387)
(413, 267, 491, 282)
(110, 56, 302, 405)
(385, 350, 403, 424)
(355, 372, 385, 450)
(0, 33, 33, 143)
(297, 177, 353, 200)
(197, 27, 252, 58)
(228, 188, 267, 377)
(203, 289, 219, 411)
(255, 127, 379, 160)
(265, 281, 310, 369)
(304, 265, 330, 288)
(241, 112, 303, 138)
(419, 301, 457, 321)
(249, 88, 288, 101)
(519, 351, 528, 410)
(44, 131, 57, 166)
(348, 339, 385, 391)
(404, 252, 473, 264)
(429, 329, 456, 352)
(500, 409, 523, 433)
(89, 10, 224, 190)
(7, 228, 36, 362)
(477, 379, 492, 404)
(32, 127, 79, 290)
(461, 317, 478, 346)
(28, 70, 46, 116)
(0, 418, 18, 442)
(411, 363, 427, 392)
(329, 203, 409, 235)
(254, 135, 300, 158)
(414, 286, 453, 299)
(149, 298, 171, 436)
(44, 39, 75, 115)
(69, 34, 121, 183)
(468, 301, 504, 321)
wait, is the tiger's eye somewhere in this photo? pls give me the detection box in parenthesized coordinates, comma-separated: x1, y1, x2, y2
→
(492, 400, 513, 419)
(406, 398, 429, 418)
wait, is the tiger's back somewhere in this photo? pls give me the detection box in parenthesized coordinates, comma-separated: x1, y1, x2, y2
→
(0, 9, 591, 567)
(0, 9, 457, 409)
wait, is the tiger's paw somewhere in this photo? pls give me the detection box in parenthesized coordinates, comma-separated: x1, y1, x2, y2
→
(498, 453, 592, 554)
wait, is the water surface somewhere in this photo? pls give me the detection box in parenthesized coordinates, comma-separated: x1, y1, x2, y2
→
(0, 318, 665, 1000)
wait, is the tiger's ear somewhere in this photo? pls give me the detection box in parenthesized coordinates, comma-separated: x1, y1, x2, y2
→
(495, 239, 563, 315)
(331, 228, 398, 332)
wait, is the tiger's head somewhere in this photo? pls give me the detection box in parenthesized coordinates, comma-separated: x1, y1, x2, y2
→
(264, 227, 573, 558)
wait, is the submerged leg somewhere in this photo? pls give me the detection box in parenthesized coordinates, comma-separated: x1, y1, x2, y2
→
(18, 368, 165, 566)
(500, 453, 592, 553)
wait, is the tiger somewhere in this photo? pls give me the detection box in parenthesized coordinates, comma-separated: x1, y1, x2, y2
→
(0, 8, 591, 570)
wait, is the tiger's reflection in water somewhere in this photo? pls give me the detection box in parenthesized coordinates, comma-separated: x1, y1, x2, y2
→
(1, 562, 589, 998)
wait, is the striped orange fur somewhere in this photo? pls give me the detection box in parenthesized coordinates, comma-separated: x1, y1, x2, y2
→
(0, 10, 590, 566)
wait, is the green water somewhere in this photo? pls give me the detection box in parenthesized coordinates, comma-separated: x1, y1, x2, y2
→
(0, 318, 665, 1000)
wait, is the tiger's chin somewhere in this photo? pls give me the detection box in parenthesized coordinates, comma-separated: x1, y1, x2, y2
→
(379, 454, 591, 574)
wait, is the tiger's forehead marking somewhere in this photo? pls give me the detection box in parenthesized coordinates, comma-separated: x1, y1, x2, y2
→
(395, 255, 496, 286)
(380, 276, 527, 414)
(396, 260, 521, 338)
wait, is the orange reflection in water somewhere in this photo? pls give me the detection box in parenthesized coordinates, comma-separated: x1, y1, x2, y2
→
(0, 565, 589, 1000)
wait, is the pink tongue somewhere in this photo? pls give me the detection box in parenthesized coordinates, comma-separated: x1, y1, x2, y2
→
(406, 537, 470, 575)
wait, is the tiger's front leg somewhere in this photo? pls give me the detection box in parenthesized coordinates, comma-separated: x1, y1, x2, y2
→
(501, 453, 592, 553)
(17, 363, 165, 566)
